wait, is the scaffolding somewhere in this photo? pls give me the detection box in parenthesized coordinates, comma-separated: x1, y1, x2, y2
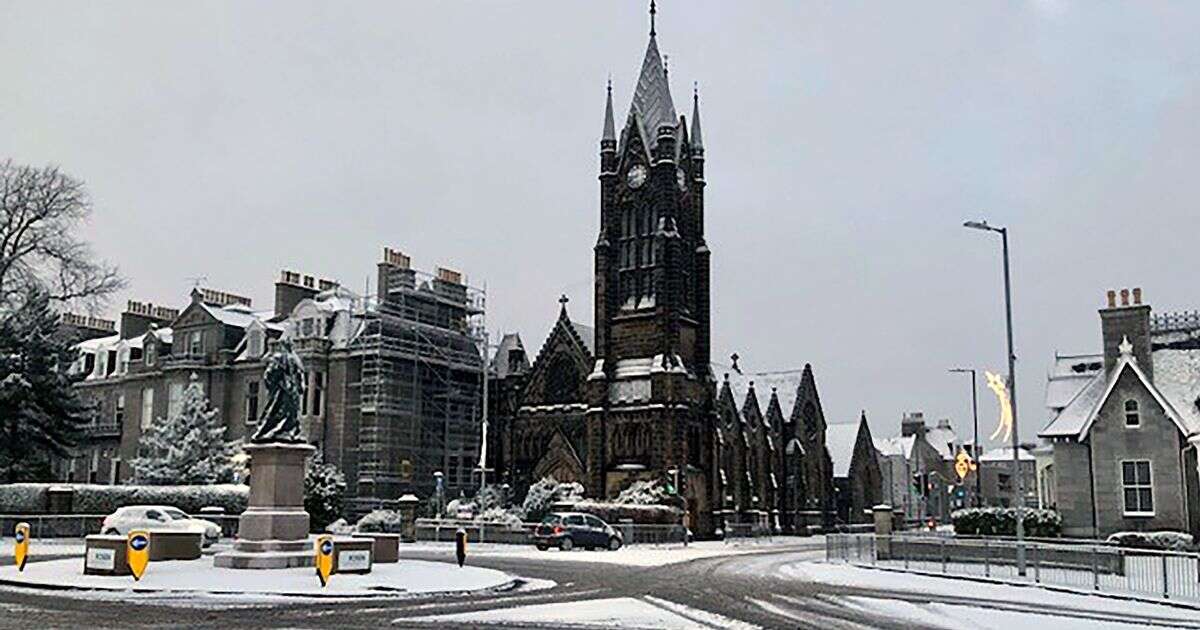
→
(347, 262, 486, 514)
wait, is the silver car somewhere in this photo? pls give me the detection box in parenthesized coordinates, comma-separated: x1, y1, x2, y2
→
(101, 505, 221, 547)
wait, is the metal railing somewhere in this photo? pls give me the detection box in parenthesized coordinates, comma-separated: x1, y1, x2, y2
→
(828, 533, 1200, 603)
(413, 518, 691, 546)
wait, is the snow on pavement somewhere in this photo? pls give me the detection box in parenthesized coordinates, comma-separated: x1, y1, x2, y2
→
(831, 595, 1161, 630)
(0, 556, 516, 601)
(409, 595, 760, 629)
(783, 562, 1200, 626)
(406, 538, 820, 568)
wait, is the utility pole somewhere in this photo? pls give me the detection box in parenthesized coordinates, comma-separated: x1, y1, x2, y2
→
(949, 367, 982, 507)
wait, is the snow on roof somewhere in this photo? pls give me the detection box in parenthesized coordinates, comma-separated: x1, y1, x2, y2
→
(151, 327, 173, 345)
(924, 424, 958, 460)
(725, 371, 804, 423)
(979, 446, 1035, 462)
(1045, 352, 1103, 413)
(75, 334, 120, 353)
(1051, 353, 1104, 379)
(201, 303, 284, 332)
(875, 435, 915, 458)
(1150, 348, 1200, 436)
(1040, 372, 1105, 437)
(825, 421, 862, 478)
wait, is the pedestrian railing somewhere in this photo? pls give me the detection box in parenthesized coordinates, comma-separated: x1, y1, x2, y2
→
(414, 518, 690, 546)
(827, 533, 1200, 603)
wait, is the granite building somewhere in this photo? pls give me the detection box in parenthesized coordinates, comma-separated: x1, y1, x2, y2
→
(1040, 288, 1200, 538)
(65, 249, 486, 516)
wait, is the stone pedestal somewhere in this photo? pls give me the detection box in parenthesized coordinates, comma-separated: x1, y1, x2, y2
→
(214, 443, 315, 569)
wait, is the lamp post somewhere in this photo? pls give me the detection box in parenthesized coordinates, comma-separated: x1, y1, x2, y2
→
(963, 219, 1025, 576)
(949, 367, 982, 507)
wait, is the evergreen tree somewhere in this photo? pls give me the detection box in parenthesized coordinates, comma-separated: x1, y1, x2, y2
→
(0, 288, 89, 482)
(131, 373, 236, 485)
(304, 451, 346, 531)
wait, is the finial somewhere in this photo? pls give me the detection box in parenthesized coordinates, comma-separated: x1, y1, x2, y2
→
(730, 352, 741, 374)
(693, 81, 699, 101)
(559, 294, 570, 307)
(1119, 335, 1134, 358)
(650, 0, 657, 37)
(607, 75, 612, 92)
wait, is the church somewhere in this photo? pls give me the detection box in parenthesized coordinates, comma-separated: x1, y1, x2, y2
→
(488, 4, 838, 535)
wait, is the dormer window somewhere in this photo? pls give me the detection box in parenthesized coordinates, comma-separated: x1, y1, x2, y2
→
(115, 345, 130, 375)
(145, 341, 156, 366)
(1124, 400, 1140, 428)
(247, 326, 265, 358)
(188, 331, 203, 357)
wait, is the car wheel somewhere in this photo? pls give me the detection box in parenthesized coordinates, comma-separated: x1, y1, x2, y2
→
(536, 544, 548, 551)
(608, 537, 622, 551)
(103, 528, 119, 536)
(559, 537, 574, 552)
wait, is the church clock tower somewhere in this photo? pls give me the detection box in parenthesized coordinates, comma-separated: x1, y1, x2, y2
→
(587, 1, 715, 532)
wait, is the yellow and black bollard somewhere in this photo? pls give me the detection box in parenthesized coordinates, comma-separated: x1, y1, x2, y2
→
(13, 522, 29, 572)
(126, 530, 150, 581)
(315, 535, 334, 587)
(455, 527, 467, 568)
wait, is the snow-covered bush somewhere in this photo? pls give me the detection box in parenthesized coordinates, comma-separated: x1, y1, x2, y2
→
(304, 452, 346, 531)
(0, 483, 50, 513)
(574, 500, 682, 525)
(131, 374, 237, 485)
(520, 476, 584, 522)
(73, 483, 249, 515)
(613, 479, 671, 505)
(477, 506, 524, 529)
(356, 509, 405, 533)
(1107, 531, 1195, 551)
(324, 518, 355, 535)
(951, 507, 1061, 538)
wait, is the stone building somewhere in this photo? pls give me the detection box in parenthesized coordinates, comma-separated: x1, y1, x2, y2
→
(488, 7, 840, 535)
(874, 412, 959, 523)
(1040, 288, 1200, 538)
(976, 446, 1037, 508)
(66, 250, 486, 516)
(825, 413, 883, 525)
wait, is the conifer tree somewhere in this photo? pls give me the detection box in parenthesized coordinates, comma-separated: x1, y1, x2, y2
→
(132, 373, 236, 485)
(0, 288, 90, 482)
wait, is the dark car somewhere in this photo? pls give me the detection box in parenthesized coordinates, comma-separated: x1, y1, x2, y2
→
(532, 512, 623, 551)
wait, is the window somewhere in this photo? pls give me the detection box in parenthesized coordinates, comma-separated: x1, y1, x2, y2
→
(116, 345, 130, 375)
(168, 382, 184, 419)
(1124, 400, 1140, 428)
(188, 331, 203, 356)
(312, 371, 324, 417)
(140, 388, 154, 430)
(246, 380, 259, 424)
(145, 342, 156, 366)
(1121, 460, 1154, 515)
(301, 318, 315, 337)
(114, 394, 125, 426)
(247, 327, 264, 358)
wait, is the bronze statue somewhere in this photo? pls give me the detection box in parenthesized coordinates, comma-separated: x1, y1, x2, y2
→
(251, 338, 307, 443)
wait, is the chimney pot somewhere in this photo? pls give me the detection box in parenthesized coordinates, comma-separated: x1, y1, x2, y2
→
(1133, 287, 1142, 305)
(1120, 288, 1130, 306)
(1107, 290, 1116, 308)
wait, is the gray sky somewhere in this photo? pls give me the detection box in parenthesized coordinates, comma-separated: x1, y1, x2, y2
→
(4, 1, 1198, 448)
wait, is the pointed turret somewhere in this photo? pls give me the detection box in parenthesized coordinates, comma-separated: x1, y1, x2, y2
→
(628, 3, 676, 151)
(690, 84, 704, 154)
(602, 79, 616, 145)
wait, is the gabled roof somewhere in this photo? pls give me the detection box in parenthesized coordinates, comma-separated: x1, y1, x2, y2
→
(490, 332, 529, 379)
(875, 435, 916, 459)
(725, 370, 805, 425)
(1042, 339, 1198, 439)
(825, 420, 864, 478)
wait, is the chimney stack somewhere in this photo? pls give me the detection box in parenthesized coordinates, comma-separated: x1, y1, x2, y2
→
(274, 269, 320, 319)
(1100, 287, 1152, 378)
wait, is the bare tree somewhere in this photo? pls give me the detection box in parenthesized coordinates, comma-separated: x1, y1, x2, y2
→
(0, 160, 124, 310)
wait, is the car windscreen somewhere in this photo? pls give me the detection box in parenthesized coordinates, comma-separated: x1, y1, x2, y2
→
(163, 508, 188, 520)
(540, 514, 561, 524)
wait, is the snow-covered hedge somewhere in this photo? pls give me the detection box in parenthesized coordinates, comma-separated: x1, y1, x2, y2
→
(0, 484, 52, 513)
(1107, 531, 1195, 551)
(0, 483, 249, 515)
(573, 500, 682, 525)
(613, 479, 671, 506)
(951, 507, 1061, 538)
(521, 477, 584, 522)
(356, 509, 405, 533)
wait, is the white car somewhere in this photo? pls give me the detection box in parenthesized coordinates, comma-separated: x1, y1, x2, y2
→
(101, 505, 221, 547)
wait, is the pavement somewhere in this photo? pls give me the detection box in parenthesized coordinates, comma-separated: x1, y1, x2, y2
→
(0, 539, 1196, 628)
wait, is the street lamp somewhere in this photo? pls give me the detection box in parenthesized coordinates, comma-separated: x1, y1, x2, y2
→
(964, 218, 1026, 576)
(948, 367, 982, 507)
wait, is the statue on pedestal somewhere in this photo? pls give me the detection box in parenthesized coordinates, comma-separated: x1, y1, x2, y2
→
(251, 338, 307, 444)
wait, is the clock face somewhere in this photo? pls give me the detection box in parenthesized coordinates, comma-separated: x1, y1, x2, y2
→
(676, 167, 688, 192)
(627, 165, 648, 189)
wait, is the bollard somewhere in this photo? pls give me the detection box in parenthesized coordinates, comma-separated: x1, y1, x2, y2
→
(940, 538, 947, 574)
(1163, 555, 1170, 599)
(126, 531, 150, 581)
(984, 539, 990, 577)
(14, 522, 30, 572)
(1092, 546, 1099, 591)
(315, 535, 334, 587)
(455, 528, 467, 568)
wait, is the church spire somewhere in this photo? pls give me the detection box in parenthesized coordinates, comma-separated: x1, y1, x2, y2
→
(602, 78, 616, 144)
(650, 0, 657, 37)
(629, 1, 676, 148)
(690, 83, 704, 153)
